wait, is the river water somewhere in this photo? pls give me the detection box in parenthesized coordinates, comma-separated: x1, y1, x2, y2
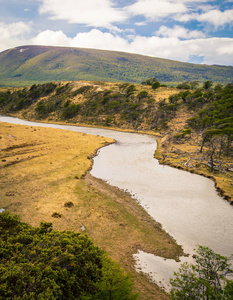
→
(1, 115, 233, 289)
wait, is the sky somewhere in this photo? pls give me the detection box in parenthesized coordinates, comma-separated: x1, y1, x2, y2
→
(0, 0, 233, 66)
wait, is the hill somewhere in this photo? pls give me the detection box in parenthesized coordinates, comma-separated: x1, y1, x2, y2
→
(0, 45, 233, 87)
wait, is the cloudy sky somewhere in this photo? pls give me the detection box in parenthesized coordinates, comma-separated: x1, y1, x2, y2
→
(1, 0, 233, 65)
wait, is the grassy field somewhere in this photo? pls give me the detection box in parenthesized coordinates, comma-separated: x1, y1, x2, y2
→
(0, 122, 184, 299)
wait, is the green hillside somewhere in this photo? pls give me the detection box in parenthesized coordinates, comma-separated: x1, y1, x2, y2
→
(0, 45, 233, 87)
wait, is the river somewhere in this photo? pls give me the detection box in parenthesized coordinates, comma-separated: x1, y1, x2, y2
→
(1, 115, 233, 290)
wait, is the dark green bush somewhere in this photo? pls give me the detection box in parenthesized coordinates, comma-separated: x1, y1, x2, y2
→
(64, 100, 71, 107)
(137, 91, 148, 100)
(152, 81, 161, 89)
(72, 85, 92, 96)
(141, 78, 158, 86)
(56, 83, 69, 95)
(176, 82, 191, 90)
(36, 101, 47, 116)
(0, 212, 138, 300)
(126, 85, 136, 96)
(62, 103, 81, 119)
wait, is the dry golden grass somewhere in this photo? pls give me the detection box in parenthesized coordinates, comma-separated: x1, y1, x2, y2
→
(0, 122, 112, 225)
(0, 122, 183, 300)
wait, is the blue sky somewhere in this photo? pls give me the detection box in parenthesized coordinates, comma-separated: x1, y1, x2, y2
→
(0, 0, 233, 65)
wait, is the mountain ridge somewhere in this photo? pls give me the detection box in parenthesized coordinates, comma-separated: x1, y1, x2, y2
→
(0, 45, 233, 87)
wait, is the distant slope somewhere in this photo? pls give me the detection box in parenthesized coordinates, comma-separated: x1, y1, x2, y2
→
(0, 45, 233, 86)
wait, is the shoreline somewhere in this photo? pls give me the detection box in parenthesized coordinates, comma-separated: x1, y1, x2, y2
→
(2, 113, 232, 203)
(154, 138, 233, 205)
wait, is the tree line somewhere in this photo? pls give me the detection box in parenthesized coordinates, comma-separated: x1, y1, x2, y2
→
(171, 82, 233, 172)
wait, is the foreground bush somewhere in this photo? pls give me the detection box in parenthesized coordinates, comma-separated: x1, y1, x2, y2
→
(0, 212, 138, 300)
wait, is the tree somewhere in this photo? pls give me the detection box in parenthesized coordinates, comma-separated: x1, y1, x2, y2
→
(137, 90, 149, 100)
(214, 84, 223, 92)
(62, 103, 81, 119)
(203, 80, 213, 90)
(200, 129, 222, 171)
(126, 84, 136, 96)
(152, 81, 161, 89)
(141, 77, 158, 86)
(169, 94, 180, 104)
(177, 82, 191, 90)
(190, 81, 199, 90)
(170, 245, 233, 300)
(94, 259, 138, 299)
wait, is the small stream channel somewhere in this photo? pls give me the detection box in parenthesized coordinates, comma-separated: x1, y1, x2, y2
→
(1, 115, 233, 290)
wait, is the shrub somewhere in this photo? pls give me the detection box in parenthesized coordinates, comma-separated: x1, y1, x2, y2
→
(51, 212, 62, 218)
(62, 103, 81, 119)
(137, 91, 149, 100)
(72, 85, 92, 95)
(152, 81, 161, 89)
(36, 101, 47, 117)
(55, 84, 69, 95)
(64, 100, 71, 107)
(0, 212, 138, 299)
(175, 128, 192, 140)
(177, 82, 191, 90)
(64, 201, 74, 208)
(141, 77, 158, 85)
(126, 85, 136, 96)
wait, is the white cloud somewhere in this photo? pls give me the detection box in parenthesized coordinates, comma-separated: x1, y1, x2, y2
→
(127, 1, 233, 29)
(33, 30, 71, 46)
(39, 0, 128, 28)
(177, 9, 233, 28)
(156, 25, 205, 39)
(33, 29, 130, 51)
(197, 9, 233, 28)
(0, 22, 31, 52)
(69, 29, 129, 51)
(129, 35, 184, 60)
(184, 38, 233, 65)
(197, 4, 216, 13)
(135, 21, 147, 26)
(129, 35, 233, 65)
(127, 0, 187, 20)
(32, 28, 233, 65)
(175, 12, 197, 22)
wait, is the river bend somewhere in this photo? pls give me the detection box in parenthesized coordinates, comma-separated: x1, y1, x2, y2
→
(1, 115, 233, 288)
